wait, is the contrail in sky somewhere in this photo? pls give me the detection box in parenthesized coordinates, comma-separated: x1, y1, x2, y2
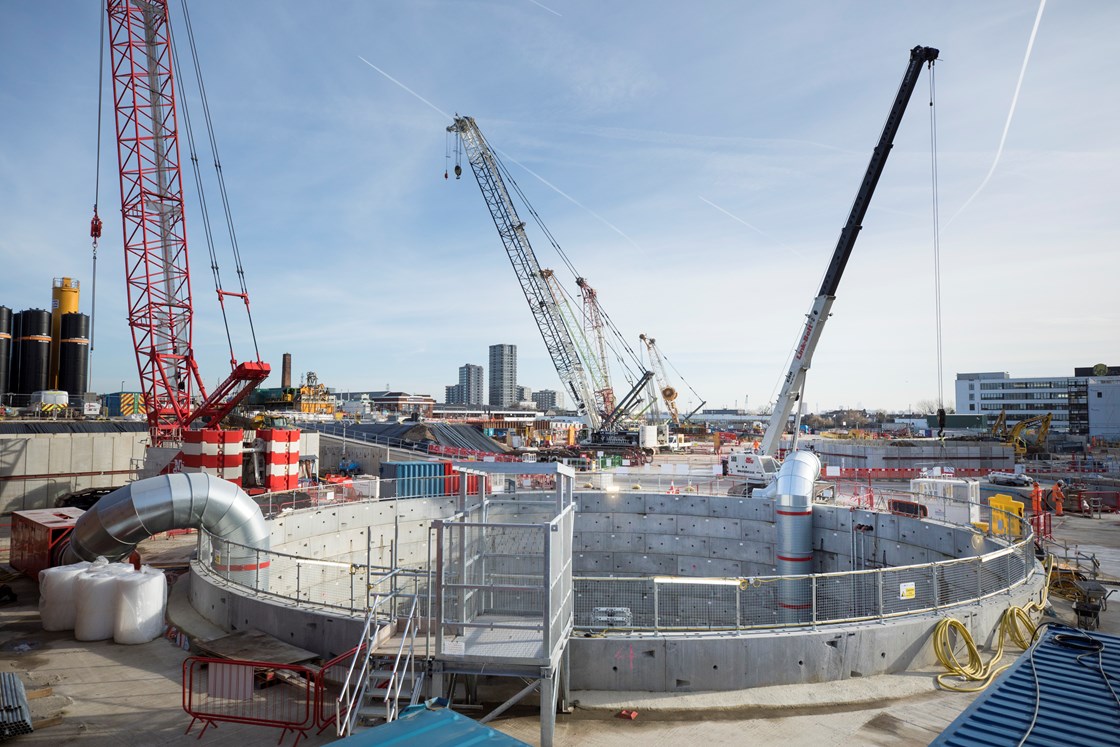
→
(358, 54, 640, 250)
(499, 150, 643, 250)
(699, 196, 806, 258)
(358, 56, 639, 250)
(528, 0, 562, 16)
(357, 56, 450, 119)
(699, 196, 768, 237)
(948, 0, 1046, 225)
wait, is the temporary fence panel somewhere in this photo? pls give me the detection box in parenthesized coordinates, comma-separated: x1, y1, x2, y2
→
(182, 657, 316, 745)
(314, 645, 364, 733)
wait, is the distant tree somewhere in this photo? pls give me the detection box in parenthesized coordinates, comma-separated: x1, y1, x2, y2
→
(914, 399, 956, 415)
(805, 413, 833, 430)
(915, 398, 940, 414)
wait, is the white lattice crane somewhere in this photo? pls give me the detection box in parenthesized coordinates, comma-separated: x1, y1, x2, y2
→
(639, 334, 679, 425)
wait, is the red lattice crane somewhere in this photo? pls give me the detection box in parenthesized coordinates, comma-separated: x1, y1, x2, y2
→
(106, 0, 268, 447)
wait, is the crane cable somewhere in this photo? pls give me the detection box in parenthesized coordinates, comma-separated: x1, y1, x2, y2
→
(88, 5, 107, 393)
(658, 346, 705, 407)
(172, 0, 262, 366)
(928, 63, 947, 442)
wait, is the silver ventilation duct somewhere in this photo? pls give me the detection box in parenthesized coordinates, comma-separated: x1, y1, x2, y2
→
(59, 473, 269, 584)
(775, 450, 821, 623)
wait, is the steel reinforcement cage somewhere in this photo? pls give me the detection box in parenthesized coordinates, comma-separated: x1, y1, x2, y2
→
(194, 477, 1040, 633)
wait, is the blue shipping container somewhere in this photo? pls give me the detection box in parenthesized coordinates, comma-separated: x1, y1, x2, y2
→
(378, 461, 448, 499)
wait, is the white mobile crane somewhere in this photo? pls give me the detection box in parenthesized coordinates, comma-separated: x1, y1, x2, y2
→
(448, 116, 653, 444)
(728, 45, 940, 490)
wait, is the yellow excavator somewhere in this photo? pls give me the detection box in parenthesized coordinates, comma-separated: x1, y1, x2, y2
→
(989, 409, 1007, 439)
(1006, 413, 1052, 457)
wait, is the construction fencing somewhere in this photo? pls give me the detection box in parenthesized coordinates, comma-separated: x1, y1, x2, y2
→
(182, 657, 316, 746)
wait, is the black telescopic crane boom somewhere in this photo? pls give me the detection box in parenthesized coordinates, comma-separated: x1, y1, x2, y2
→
(760, 45, 939, 457)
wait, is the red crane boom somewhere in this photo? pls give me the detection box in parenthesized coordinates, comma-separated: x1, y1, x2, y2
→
(106, 0, 267, 447)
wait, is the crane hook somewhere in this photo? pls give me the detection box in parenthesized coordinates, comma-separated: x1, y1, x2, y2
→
(454, 164, 462, 180)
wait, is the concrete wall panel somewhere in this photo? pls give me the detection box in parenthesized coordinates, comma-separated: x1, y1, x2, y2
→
(677, 517, 741, 539)
(612, 553, 675, 575)
(574, 552, 614, 574)
(678, 556, 741, 577)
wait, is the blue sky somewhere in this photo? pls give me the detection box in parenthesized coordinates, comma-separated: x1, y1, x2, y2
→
(1, 1, 1116, 415)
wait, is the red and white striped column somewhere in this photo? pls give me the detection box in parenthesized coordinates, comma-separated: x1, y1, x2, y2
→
(182, 430, 244, 486)
(258, 429, 300, 492)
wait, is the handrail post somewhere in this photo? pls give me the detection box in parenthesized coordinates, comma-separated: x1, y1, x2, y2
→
(811, 575, 817, 629)
(877, 570, 884, 622)
(977, 556, 983, 604)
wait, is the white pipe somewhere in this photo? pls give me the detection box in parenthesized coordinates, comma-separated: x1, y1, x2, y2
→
(60, 473, 268, 568)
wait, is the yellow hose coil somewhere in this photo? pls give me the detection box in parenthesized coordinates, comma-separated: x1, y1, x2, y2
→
(934, 556, 1053, 692)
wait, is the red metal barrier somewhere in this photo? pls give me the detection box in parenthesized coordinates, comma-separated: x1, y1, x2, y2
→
(1030, 513, 1053, 542)
(313, 645, 364, 734)
(182, 656, 316, 745)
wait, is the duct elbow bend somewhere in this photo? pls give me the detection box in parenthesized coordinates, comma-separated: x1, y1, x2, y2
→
(60, 473, 268, 565)
(776, 450, 821, 510)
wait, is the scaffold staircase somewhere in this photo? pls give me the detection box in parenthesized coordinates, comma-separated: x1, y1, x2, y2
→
(335, 596, 425, 736)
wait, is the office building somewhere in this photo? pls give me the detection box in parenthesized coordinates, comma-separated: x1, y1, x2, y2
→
(955, 365, 1120, 436)
(488, 344, 517, 407)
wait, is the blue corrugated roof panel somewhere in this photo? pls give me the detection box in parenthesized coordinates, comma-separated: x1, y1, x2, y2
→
(331, 700, 531, 746)
(930, 624, 1120, 747)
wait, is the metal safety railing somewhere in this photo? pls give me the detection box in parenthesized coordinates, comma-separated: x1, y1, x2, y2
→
(198, 531, 429, 616)
(573, 537, 1037, 631)
(383, 594, 424, 722)
(335, 607, 383, 737)
(314, 644, 365, 734)
(195, 478, 1041, 637)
